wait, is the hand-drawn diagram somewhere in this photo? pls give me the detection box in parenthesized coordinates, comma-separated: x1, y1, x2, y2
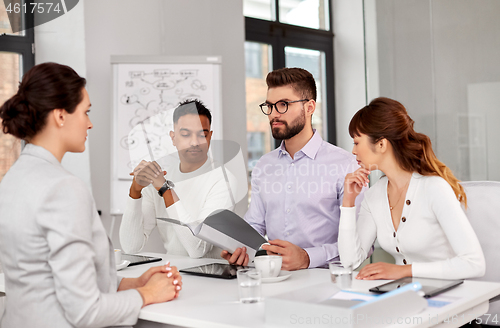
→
(115, 63, 217, 180)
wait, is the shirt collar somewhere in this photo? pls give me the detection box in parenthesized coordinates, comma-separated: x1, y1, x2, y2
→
(278, 140, 287, 156)
(278, 130, 323, 160)
(175, 156, 213, 177)
(22, 143, 61, 167)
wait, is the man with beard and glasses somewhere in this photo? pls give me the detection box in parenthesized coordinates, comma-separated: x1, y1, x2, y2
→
(221, 68, 361, 270)
(120, 100, 234, 259)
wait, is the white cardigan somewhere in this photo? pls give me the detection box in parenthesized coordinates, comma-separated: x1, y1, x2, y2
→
(338, 172, 485, 279)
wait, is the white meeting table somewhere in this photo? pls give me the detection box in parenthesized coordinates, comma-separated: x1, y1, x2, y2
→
(1, 253, 499, 328)
(115, 253, 500, 328)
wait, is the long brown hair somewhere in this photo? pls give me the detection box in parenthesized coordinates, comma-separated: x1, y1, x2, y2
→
(349, 97, 467, 207)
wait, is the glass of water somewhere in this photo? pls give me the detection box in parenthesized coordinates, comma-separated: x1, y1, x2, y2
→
(329, 261, 353, 290)
(237, 268, 262, 303)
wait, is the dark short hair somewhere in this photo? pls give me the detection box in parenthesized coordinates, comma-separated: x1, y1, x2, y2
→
(266, 67, 317, 101)
(0, 62, 86, 141)
(173, 99, 212, 125)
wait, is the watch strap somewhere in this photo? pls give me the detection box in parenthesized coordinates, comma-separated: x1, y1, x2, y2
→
(158, 180, 174, 197)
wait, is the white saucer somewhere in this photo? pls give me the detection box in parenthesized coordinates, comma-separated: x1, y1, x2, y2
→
(116, 260, 131, 271)
(261, 270, 291, 283)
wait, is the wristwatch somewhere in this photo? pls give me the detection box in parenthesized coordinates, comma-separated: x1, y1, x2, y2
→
(158, 180, 175, 197)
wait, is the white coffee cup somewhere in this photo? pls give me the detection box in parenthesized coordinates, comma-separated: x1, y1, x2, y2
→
(114, 249, 122, 264)
(254, 255, 282, 278)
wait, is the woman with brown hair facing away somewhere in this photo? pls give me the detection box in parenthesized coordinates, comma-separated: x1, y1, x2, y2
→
(0, 62, 181, 328)
(338, 97, 485, 280)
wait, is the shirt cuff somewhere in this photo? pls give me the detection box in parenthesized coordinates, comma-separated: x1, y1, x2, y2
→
(339, 206, 357, 229)
(119, 288, 145, 323)
(304, 246, 327, 269)
(165, 200, 195, 224)
(126, 195, 143, 211)
(117, 276, 124, 288)
(130, 288, 145, 308)
(410, 262, 438, 279)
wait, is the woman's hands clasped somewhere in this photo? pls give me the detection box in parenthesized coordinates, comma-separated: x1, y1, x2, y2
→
(342, 168, 370, 207)
(132, 263, 182, 307)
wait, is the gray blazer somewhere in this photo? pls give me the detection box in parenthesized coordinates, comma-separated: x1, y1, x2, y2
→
(0, 144, 143, 328)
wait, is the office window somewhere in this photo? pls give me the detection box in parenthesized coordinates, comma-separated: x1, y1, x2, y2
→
(0, 2, 35, 182)
(245, 42, 267, 79)
(0, 53, 22, 181)
(244, 0, 274, 21)
(245, 1, 335, 185)
(244, 0, 330, 30)
(285, 46, 326, 139)
(245, 42, 274, 177)
(247, 131, 266, 171)
(279, 0, 329, 30)
(0, 0, 23, 36)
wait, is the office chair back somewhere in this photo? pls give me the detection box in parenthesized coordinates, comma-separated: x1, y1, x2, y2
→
(462, 181, 500, 326)
(0, 262, 4, 321)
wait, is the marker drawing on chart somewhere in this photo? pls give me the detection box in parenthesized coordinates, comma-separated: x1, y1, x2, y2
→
(116, 65, 214, 179)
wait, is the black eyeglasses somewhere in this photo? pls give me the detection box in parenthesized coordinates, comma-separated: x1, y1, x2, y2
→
(259, 99, 310, 115)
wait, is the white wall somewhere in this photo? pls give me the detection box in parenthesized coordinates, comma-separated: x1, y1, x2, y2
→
(467, 82, 500, 181)
(34, 2, 92, 191)
(369, 0, 500, 181)
(84, 0, 247, 250)
(332, 0, 367, 152)
(373, 0, 436, 142)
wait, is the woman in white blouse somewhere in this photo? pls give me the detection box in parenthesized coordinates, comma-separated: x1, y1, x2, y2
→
(338, 97, 485, 280)
(0, 63, 182, 328)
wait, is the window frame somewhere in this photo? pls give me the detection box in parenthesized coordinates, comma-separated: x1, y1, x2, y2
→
(245, 1, 336, 145)
(0, 10, 35, 166)
(0, 10, 35, 71)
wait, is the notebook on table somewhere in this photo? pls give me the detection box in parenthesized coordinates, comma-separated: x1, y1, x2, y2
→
(121, 254, 162, 266)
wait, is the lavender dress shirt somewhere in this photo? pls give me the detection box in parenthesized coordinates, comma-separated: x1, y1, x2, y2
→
(244, 131, 359, 268)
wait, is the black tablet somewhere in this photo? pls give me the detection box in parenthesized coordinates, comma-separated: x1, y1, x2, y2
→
(179, 263, 246, 279)
(122, 254, 162, 266)
(369, 277, 463, 298)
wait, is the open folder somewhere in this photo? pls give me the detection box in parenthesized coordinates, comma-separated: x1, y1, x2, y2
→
(157, 209, 268, 262)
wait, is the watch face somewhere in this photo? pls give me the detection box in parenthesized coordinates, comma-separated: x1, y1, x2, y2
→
(158, 180, 175, 197)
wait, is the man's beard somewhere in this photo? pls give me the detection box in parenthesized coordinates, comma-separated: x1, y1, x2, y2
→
(270, 110, 306, 140)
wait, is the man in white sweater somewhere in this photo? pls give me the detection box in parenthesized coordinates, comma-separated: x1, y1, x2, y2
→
(120, 100, 234, 258)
